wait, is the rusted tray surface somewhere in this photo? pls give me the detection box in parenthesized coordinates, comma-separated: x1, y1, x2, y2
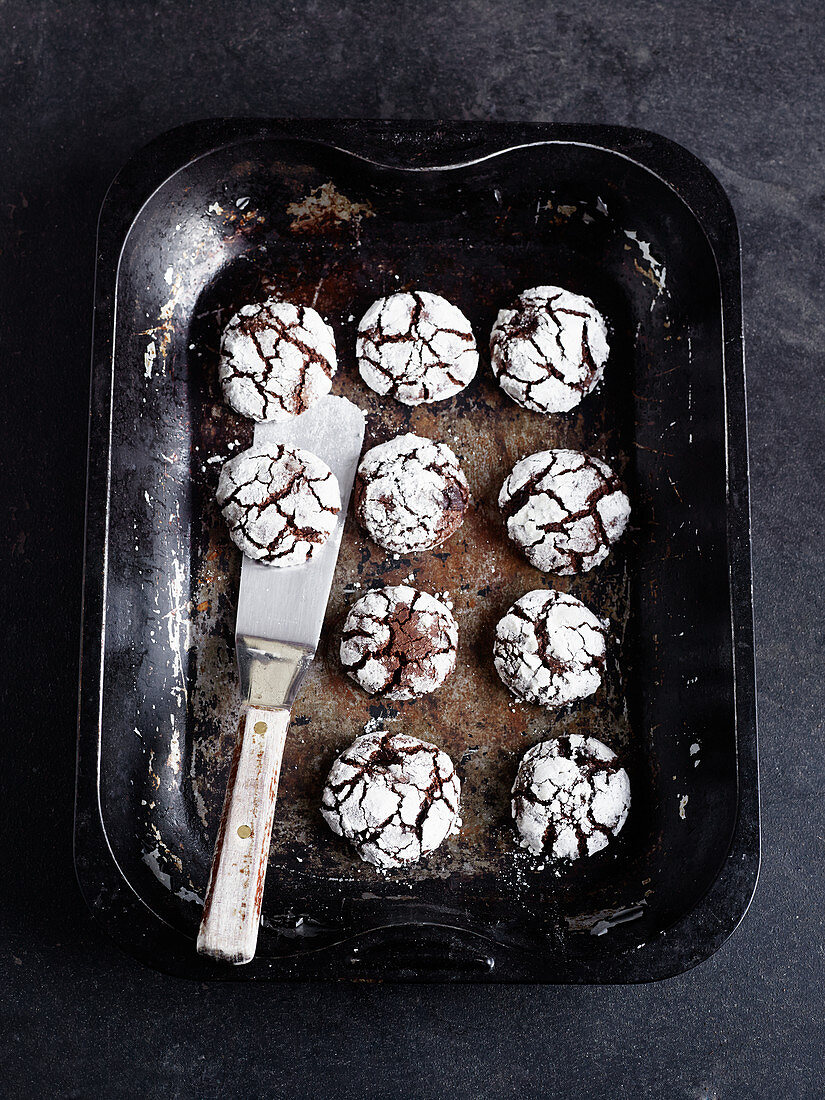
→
(75, 121, 758, 981)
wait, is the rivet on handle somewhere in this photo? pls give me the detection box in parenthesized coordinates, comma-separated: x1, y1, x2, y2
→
(237, 825, 252, 839)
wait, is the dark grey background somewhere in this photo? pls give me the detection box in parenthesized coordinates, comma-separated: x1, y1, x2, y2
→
(1, 2, 822, 1096)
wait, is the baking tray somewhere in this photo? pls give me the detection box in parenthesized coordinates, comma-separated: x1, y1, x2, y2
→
(75, 120, 758, 982)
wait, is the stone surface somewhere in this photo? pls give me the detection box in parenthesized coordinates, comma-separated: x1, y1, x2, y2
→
(1, 2, 823, 1097)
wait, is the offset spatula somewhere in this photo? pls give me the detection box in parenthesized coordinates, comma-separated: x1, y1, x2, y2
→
(197, 394, 365, 964)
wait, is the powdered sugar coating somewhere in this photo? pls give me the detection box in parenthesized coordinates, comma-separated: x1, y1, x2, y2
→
(219, 299, 336, 421)
(511, 735, 630, 859)
(499, 448, 630, 574)
(490, 286, 609, 414)
(340, 585, 458, 701)
(357, 290, 478, 405)
(321, 730, 461, 868)
(216, 443, 340, 566)
(493, 589, 606, 707)
(355, 432, 470, 554)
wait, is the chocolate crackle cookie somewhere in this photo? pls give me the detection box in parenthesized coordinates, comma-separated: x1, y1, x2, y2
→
(354, 432, 469, 554)
(356, 290, 478, 405)
(216, 443, 340, 566)
(321, 730, 461, 868)
(340, 585, 458, 701)
(219, 298, 336, 421)
(499, 448, 630, 574)
(511, 735, 630, 859)
(490, 286, 609, 414)
(493, 589, 606, 707)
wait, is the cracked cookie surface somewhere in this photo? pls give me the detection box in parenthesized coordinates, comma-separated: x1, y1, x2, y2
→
(354, 432, 470, 554)
(499, 448, 630, 574)
(490, 286, 609, 414)
(219, 298, 336, 421)
(340, 585, 458, 701)
(493, 589, 606, 707)
(216, 443, 340, 566)
(321, 730, 461, 868)
(511, 734, 630, 859)
(356, 290, 478, 405)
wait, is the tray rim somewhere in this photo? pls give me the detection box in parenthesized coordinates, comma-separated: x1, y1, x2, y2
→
(75, 118, 759, 983)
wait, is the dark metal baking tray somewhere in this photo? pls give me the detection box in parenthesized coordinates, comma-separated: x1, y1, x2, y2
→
(75, 120, 758, 982)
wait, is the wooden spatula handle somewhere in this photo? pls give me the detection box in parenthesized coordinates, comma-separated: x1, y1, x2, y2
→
(197, 706, 290, 964)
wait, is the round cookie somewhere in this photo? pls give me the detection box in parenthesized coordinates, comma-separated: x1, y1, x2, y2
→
(216, 443, 340, 566)
(511, 735, 630, 859)
(340, 585, 458, 701)
(356, 290, 478, 405)
(499, 448, 630, 574)
(354, 432, 470, 554)
(320, 730, 461, 868)
(490, 286, 609, 414)
(219, 298, 336, 421)
(493, 589, 606, 707)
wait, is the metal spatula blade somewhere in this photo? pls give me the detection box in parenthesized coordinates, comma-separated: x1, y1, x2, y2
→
(197, 394, 365, 964)
(235, 395, 366, 709)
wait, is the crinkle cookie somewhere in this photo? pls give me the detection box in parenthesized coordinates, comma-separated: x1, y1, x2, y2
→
(493, 589, 606, 707)
(490, 286, 609, 414)
(354, 432, 469, 554)
(321, 730, 461, 868)
(499, 449, 630, 574)
(219, 298, 336, 421)
(340, 585, 458, 701)
(356, 290, 478, 405)
(216, 443, 340, 566)
(511, 735, 630, 859)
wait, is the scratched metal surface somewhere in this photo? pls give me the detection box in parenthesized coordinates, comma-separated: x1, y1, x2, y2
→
(86, 123, 754, 980)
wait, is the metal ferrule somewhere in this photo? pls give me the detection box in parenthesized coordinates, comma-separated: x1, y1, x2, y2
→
(236, 636, 315, 710)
